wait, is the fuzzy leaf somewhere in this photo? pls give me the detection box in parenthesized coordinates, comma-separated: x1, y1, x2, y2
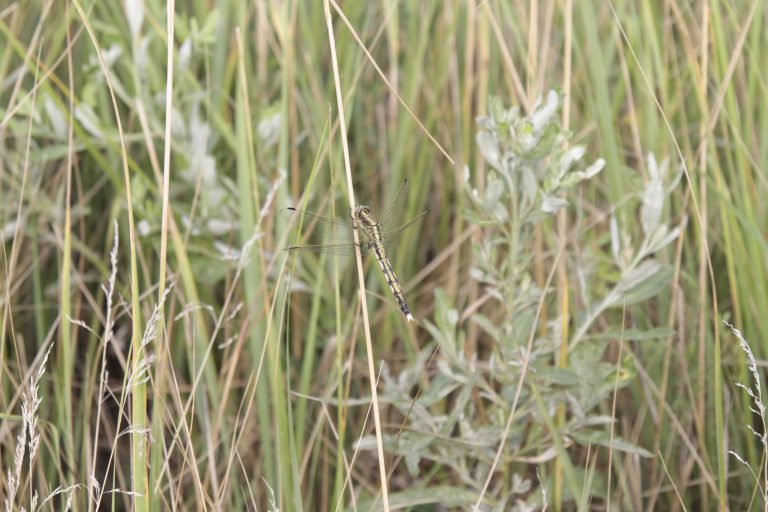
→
(477, 130, 502, 171)
(485, 178, 504, 208)
(570, 430, 653, 457)
(472, 314, 501, 342)
(612, 260, 672, 307)
(558, 145, 587, 180)
(541, 195, 568, 213)
(530, 90, 560, 132)
(586, 327, 675, 341)
(641, 154, 665, 237)
(125, 0, 144, 38)
(521, 168, 538, 204)
(357, 486, 480, 511)
(645, 223, 682, 254)
(584, 158, 606, 178)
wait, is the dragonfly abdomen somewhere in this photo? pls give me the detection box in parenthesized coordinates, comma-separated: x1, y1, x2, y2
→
(372, 244, 414, 322)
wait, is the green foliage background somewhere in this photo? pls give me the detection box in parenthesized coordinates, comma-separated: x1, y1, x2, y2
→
(1, 1, 766, 510)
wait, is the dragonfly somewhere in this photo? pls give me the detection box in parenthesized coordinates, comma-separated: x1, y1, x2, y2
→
(283, 179, 429, 322)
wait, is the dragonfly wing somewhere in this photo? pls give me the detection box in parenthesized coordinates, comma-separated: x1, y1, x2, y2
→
(281, 207, 377, 255)
(281, 204, 427, 255)
(379, 209, 431, 246)
(280, 207, 354, 230)
(285, 239, 382, 255)
(285, 241, 362, 255)
(380, 179, 409, 228)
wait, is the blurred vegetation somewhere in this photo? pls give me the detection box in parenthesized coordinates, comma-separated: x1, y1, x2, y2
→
(1, 0, 766, 510)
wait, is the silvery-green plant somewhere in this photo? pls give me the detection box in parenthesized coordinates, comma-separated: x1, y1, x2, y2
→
(365, 91, 682, 509)
(474, 90, 605, 222)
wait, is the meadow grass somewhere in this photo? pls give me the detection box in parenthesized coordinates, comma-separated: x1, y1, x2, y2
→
(1, 1, 767, 510)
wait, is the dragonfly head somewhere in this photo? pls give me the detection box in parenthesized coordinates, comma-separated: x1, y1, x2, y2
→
(353, 205, 375, 226)
(354, 205, 371, 216)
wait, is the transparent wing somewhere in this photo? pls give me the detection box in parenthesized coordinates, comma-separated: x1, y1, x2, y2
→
(380, 179, 409, 228)
(281, 206, 430, 255)
(379, 209, 430, 244)
(283, 178, 409, 234)
(285, 241, 363, 255)
(282, 206, 392, 255)
(281, 207, 362, 254)
(280, 206, 355, 230)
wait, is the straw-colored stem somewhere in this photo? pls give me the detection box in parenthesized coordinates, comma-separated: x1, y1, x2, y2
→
(323, 1, 390, 509)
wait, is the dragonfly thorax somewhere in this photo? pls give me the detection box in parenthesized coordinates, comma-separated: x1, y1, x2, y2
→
(352, 205, 377, 228)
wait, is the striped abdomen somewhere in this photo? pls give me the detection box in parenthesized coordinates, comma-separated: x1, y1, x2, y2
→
(356, 207, 414, 322)
(372, 243, 413, 321)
